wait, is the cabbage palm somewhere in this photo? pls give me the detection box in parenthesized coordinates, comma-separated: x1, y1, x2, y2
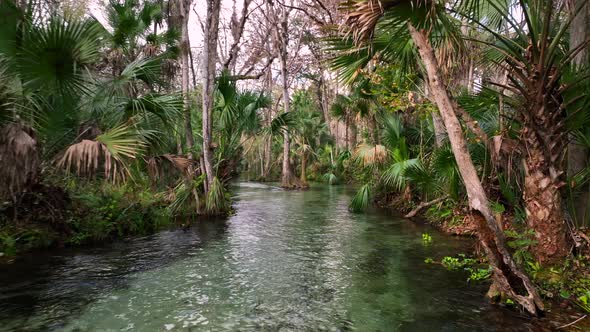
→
(293, 106, 327, 185)
(103, 0, 166, 71)
(340, 0, 543, 314)
(461, 0, 590, 264)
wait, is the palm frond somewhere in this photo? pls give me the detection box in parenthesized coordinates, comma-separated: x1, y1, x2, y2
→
(350, 182, 372, 212)
(353, 143, 389, 167)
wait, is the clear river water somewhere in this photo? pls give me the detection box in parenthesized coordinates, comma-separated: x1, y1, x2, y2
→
(0, 183, 553, 331)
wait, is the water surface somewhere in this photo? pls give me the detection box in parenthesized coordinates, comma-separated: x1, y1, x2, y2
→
(0, 183, 542, 331)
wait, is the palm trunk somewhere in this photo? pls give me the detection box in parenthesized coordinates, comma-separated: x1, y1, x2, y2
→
(279, 46, 294, 187)
(408, 24, 543, 315)
(568, 0, 590, 226)
(201, 0, 221, 190)
(345, 117, 350, 150)
(520, 82, 570, 264)
(523, 146, 569, 262)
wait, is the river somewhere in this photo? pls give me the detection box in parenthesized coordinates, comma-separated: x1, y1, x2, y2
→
(0, 183, 547, 331)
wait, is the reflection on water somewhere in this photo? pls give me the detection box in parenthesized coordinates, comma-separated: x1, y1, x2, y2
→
(0, 183, 542, 331)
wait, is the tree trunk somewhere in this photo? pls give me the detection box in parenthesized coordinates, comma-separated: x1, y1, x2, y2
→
(425, 84, 446, 148)
(523, 148, 569, 262)
(201, 0, 221, 190)
(300, 149, 307, 185)
(345, 118, 349, 150)
(568, 0, 590, 226)
(263, 64, 273, 179)
(276, 8, 300, 188)
(408, 24, 543, 315)
(349, 120, 357, 150)
(431, 109, 446, 147)
(180, 0, 194, 159)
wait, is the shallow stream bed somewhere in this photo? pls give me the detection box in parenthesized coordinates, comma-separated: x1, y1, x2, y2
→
(0, 183, 560, 331)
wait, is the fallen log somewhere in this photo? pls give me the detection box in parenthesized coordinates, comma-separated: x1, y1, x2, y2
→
(404, 196, 447, 218)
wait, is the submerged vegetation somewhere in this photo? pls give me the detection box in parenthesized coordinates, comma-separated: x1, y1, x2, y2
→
(0, 0, 590, 323)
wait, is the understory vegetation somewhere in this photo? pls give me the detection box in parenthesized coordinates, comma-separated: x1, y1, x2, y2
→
(1, 0, 590, 319)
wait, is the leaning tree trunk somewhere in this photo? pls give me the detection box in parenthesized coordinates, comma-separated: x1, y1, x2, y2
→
(408, 24, 543, 315)
(201, 0, 221, 190)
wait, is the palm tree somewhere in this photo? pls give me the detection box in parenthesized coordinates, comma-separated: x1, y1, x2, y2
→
(291, 91, 328, 185)
(102, 0, 166, 73)
(458, 0, 590, 263)
(339, 0, 543, 314)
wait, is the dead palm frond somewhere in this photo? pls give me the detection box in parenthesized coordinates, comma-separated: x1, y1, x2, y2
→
(0, 123, 39, 201)
(147, 153, 195, 182)
(57, 124, 145, 182)
(354, 143, 389, 166)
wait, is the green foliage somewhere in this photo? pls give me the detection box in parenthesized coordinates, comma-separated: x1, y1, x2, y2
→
(440, 254, 491, 283)
(322, 172, 338, 185)
(349, 183, 372, 212)
(205, 177, 230, 215)
(505, 229, 537, 266)
(68, 182, 172, 244)
(576, 289, 590, 313)
(421, 233, 432, 245)
(468, 267, 492, 282)
(0, 232, 16, 256)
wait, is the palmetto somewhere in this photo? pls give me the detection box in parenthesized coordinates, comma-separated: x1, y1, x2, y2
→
(0, 1, 182, 189)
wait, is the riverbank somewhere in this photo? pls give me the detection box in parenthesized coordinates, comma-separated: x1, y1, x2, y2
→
(0, 180, 175, 260)
(376, 192, 590, 323)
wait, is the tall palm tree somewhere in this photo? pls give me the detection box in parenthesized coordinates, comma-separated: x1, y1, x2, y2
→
(339, 0, 543, 314)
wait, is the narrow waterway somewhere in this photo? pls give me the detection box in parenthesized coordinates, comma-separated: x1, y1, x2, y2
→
(0, 183, 543, 331)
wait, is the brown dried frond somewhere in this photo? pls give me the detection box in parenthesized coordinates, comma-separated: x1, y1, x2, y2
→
(146, 153, 196, 183)
(354, 143, 388, 166)
(57, 140, 128, 183)
(76, 121, 102, 141)
(342, 0, 411, 44)
(0, 123, 40, 201)
(342, 0, 387, 44)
